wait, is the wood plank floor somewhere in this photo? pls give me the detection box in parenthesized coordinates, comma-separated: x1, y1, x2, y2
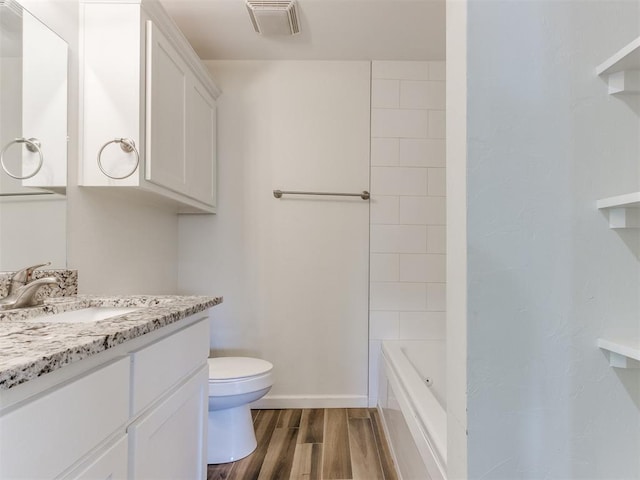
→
(207, 408, 398, 480)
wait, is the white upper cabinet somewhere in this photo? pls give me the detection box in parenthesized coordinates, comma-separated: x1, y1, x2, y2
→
(185, 78, 217, 206)
(145, 21, 188, 196)
(79, 0, 221, 213)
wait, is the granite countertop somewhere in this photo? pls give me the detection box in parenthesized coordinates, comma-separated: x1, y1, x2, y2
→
(0, 294, 222, 390)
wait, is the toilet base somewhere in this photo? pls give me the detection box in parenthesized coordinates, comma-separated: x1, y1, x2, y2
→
(207, 403, 257, 464)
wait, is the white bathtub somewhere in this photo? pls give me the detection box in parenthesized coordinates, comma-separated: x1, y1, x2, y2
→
(378, 340, 447, 480)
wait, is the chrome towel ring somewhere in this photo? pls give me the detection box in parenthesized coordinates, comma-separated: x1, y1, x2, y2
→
(0, 137, 44, 180)
(97, 138, 139, 180)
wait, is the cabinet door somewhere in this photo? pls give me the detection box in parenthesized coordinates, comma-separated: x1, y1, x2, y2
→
(185, 78, 217, 207)
(0, 358, 129, 479)
(81, 2, 142, 186)
(131, 318, 209, 416)
(145, 20, 188, 195)
(128, 366, 208, 480)
(64, 435, 128, 480)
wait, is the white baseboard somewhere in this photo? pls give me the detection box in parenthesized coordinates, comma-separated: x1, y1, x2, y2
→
(251, 394, 368, 409)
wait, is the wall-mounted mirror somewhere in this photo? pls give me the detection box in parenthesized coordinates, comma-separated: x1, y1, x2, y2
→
(0, 0, 67, 271)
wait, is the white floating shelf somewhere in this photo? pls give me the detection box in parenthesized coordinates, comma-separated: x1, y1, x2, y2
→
(597, 192, 640, 228)
(598, 337, 640, 368)
(596, 36, 640, 94)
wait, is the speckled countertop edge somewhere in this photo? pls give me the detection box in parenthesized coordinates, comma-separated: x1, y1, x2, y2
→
(0, 294, 222, 390)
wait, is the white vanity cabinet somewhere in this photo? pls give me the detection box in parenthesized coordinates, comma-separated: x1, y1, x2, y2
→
(0, 314, 210, 479)
(79, 0, 220, 213)
(128, 368, 208, 479)
(64, 435, 129, 480)
(128, 315, 209, 479)
(0, 357, 130, 479)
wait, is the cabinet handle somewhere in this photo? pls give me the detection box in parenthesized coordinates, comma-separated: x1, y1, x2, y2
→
(97, 138, 139, 180)
(0, 137, 44, 180)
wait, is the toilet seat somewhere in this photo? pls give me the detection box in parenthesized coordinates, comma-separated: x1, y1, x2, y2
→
(208, 357, 273, 381)
(208, 357, 273, 397)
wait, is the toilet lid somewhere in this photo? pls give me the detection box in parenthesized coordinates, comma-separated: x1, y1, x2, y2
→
(208, 357, 273, 381)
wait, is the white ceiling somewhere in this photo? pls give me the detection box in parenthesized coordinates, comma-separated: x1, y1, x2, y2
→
(159, 0, 445, 61)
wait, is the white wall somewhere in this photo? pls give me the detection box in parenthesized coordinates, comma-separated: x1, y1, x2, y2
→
(466, 1, 640, 478)
(0, 197, 66, 270)
(368, 60, 447, 406)
(178, 61, 371, 407)
(68, 189, 179, 294)
(19, 0, 179, 294)
(445, 0, 468, 476)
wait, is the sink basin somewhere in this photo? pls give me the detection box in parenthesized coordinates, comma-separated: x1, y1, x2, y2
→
(36, 306, 140, 324)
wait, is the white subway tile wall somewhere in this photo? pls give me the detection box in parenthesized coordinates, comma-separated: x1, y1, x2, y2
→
(370, 282, 428, 311)
(399, 138, 445, 167)
(398, 311, 447, 339)
(428, 167, 447, 196)
(399, 196, 446, 225)
(371, 167, 428, 196)
(368, 61, 445, 406)
(370, 311, 400, 340)
(426, 283, 446, 312)
(371, 61, 430, 81)
(371, 79, 401, 108)
(427, 225, 447, 254)
(368, 339, 383, 407)
(399, 254, 446, 283)
(428, 61, 446, 81)
(400, 80, 446, 110)
(370, 225, 428, 254)
(371, 138, 400, 166)
(371, 109, 429, 138)
(370, 254, 400, 282)
(428, 110, 446, 139)
(370, 63, 446, 333)
(370, 196, 400, 225)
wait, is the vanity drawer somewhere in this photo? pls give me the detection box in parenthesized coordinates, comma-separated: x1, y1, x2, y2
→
(0, 357, 130, 479)
(130, 317, 209, 415)
(63, 434, 128, 480)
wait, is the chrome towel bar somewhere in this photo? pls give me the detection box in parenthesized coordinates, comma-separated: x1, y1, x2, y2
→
(273, 189, 370, 200)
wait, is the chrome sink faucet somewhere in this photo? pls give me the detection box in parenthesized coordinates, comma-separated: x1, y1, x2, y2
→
(0, 263, 58, 311)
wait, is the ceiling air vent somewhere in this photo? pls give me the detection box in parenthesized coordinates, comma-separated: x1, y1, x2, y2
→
(246, 0, 300, 36)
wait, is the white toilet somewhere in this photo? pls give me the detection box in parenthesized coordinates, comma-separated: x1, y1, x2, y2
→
(207, 357, 273, 464)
